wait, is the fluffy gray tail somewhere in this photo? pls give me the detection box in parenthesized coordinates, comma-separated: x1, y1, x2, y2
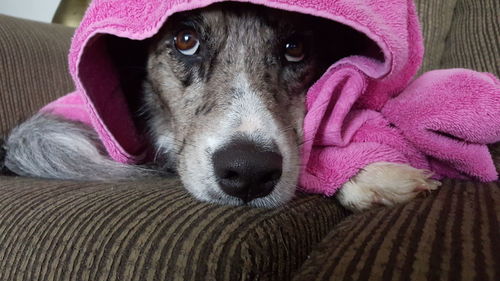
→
(3, 114, 163, 181)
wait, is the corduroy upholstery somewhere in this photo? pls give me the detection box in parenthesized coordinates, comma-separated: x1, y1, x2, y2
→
(292, 179, 500, 281)
(0, 15, 74, 136)
(414, 0, 458, 73)
(438, 0, 499, 74)
(0, 177, 348, 280)
(415, 0, 499, 75)
(0, 0, 498, 280)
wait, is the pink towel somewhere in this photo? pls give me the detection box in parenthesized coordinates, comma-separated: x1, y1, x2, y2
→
(41, 0, 500, 196)
(382, 69, 500, 181)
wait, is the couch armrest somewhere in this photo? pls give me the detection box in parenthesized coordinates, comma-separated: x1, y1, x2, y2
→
(414, 0, 458, 74)
(413, 0, 498, 76)
(293, 180, 500, 281)
(0, 15, 75, 135)
(414, 0, 499, 76)
(440, 0, 499, 76)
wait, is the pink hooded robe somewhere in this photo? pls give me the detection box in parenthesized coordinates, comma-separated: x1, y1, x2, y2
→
(42, 0, 500, 196)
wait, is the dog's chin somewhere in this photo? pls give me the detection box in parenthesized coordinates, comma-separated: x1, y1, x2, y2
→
(177, 147, 299, 208)
(183, 179, 297, 208)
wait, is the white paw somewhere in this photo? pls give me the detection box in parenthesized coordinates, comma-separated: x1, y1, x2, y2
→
(337, 162, 441, 212)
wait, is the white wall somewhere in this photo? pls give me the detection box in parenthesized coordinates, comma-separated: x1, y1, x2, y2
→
(0, 0, 61, 23)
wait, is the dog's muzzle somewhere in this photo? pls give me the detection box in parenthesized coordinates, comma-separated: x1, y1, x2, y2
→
(212, 139, 283, 203)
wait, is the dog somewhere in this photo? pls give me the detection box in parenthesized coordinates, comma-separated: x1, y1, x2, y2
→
(1, 3, 440, 211)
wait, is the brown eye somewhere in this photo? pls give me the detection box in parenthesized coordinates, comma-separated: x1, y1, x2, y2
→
(174, 29, 200, 55)
(284, 39, 305, 62)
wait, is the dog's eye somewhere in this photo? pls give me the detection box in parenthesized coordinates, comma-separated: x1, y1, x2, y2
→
(284, 39, 305, 62)
(174, 29, 200, 55)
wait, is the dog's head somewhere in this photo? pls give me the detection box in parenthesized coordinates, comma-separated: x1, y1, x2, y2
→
(142, 3, 356, 207)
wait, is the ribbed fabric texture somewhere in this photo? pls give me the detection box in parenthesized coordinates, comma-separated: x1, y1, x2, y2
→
(292, 180, 500, 281)
(440, 0, 499, 75)
(0, 177, 349, 281)
(0, 15, 74, 136)
(414, 0, 458, 74)
(414, 0, 498, 76)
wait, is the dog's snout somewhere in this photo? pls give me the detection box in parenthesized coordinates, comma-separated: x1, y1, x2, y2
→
(212, 140, 282, 203)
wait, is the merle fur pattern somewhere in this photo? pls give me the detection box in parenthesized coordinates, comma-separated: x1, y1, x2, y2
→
(2, 3, 370, 207)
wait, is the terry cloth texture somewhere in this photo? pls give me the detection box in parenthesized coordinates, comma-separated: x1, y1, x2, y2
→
(41, 0, 426, 164)
(382, 69, 499, 181)
(292, 177, 500, 281)
(0, 15, 74, 137)
(40, 0, 500, 196)
(0, 176, 349, 281)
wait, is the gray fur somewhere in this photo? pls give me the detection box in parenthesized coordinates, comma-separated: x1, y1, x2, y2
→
(141, 4, 337, 207)
(4, 114, 159, 180)
(0, 137, 11, 175)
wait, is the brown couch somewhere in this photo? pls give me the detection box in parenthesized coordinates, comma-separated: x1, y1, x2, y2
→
(0, 0, 498, 280)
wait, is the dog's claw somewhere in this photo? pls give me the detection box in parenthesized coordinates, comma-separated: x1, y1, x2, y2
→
(415, 180, 440, 192)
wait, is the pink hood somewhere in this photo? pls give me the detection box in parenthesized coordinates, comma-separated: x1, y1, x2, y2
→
(42, 0, 499, 196)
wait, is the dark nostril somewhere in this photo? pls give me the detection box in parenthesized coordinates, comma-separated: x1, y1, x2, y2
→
(222, 170, 239, 180)
(259, 169, 281, 186)
(212, 139, 282, 203)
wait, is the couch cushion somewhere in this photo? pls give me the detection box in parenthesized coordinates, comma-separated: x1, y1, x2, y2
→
(414, 0, 459, 74)
(440, 0, 499, 76)
(0, 15, 74, 136)
(0, 176, 349, 281)
(292, 179, 500, 281)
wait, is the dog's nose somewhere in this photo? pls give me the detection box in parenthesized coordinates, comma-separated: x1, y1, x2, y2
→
(212, 140, 282, 203)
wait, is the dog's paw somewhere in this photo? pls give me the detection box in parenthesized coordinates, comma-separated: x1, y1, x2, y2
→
(337, 162, 441, 212)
